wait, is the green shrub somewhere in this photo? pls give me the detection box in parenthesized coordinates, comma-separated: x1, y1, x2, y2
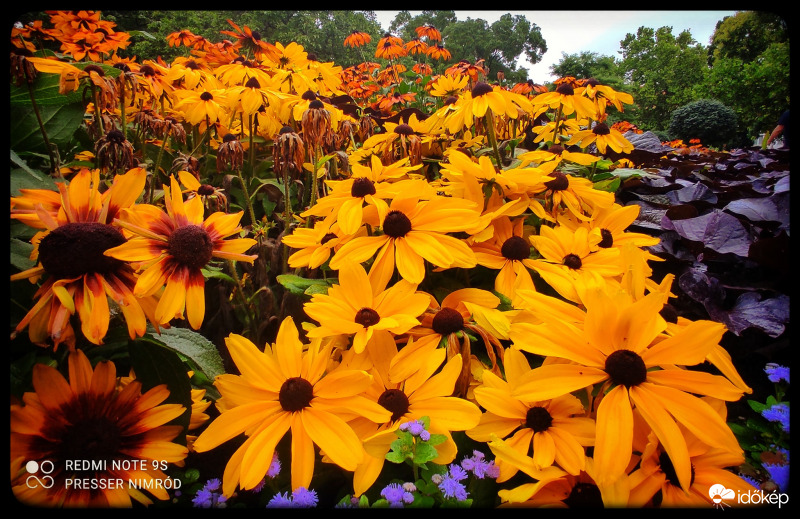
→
(668, 99, 738, 149)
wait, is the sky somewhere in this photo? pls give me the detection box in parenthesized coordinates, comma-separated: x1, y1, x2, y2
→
(372, 10, 738, 83)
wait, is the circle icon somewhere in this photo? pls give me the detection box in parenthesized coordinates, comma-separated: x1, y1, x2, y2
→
(25, 460, 39, 474)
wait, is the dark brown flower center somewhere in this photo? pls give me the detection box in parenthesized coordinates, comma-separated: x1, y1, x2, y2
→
(168, 225, 214, 270)
(563, 253, 582, 270)
(563, 482, 604, 508)
(471, 81, 493, 97)
(394, 124, 414, 136)
(320, 232, 337, 245)
(39, 222, 127, 280)
(555, 83, 575, 96)
(377, 388, 410, 422)
(244, 76, 261, 89)
(83, 64, 105, 76)
(354, 307, 381, 328)
(278, 377, 314, 412)
(500, 235, 531, 261)
(547, 144, 565, 155)
(383, 210, 412, 238)
(660, 303, 679, 324)
(301, 90, 317, 101)
(58, 414, 122, 465)
(592, 123, 610, 136)
(604, 349, 647, 387)
(544, 171, 570, 191)
(200, 91, 214, 101)
(597, 228, 613, 248)
(431, 307, 465, 335)
(525, 406, 553, 433)
(309, 99, 325, 110)
(198, 184, 216, 196)
(351, 177, 377, 198)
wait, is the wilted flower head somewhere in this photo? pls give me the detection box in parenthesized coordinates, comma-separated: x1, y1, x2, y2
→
(95, 129, 136, 173)
(216, 133, 244, 172)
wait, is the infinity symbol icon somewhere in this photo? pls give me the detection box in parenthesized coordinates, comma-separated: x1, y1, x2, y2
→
(25, 460, 55, 489)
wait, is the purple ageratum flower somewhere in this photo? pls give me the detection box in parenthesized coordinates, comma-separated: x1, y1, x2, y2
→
(380, 482, 414, 508)
(763, 462, 790, 493)
(267, 452, 282, 478)
(461, 450, 500, 479)
(192, 478, 228, 508)
(267, 487, 319, 508)
(267, 491, 293, 508)
(761, 403, 790, 433)
(764, 363, 790, 384)
(438, 463, 470, 501)
(291, 487, 319, 507)
(399, 419, 431, 441)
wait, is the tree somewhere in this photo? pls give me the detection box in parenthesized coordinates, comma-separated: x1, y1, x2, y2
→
(618, 26, 708, 132)
(551, 51, 620, 83)
(707, 10, 789, 65)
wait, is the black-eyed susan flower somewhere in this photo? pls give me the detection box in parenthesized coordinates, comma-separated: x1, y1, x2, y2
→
(429, 74, 470, 98)
(415, 24, 442, 42)
(582, 78, 634, 120)
(404, 37, 428, 56)
(405, 288, 510, 398)
(301, 155, 422, 235)
(426, 44, 451, 61)
(490, 446, 629, 508)
(531, 80, 597, 120)
(328, 195, 480, 288)
(344, 30, 372, 48)
(10, 168, 159, 349)
(526, 223, 624, 304)
(375, 34, 407, 60)
(281, 214, 361, 270)
(104, 176, 257, 330)
(509, 286, 748, 492)
(303, 260, 430, 355)
(336, 338, 481, 497)
(535, 170, 616, 223)
(191, 316, 391, 494)
(567, 121, 635, 156)
(10, 349, 188, 507)
(471, 216, 539, 307)
(627, 406, 758, 507)
(172, 87, 230, 126)
(467, 348, 595, 480)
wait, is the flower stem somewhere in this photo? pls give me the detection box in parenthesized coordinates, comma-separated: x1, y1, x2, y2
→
(23, 67, 61, 177)
(483, 108, 503, 167)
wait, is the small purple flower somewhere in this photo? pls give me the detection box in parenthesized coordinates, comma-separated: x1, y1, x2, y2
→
(267, 452, 282, 478)
(291, 487, 319, 507)
(381, 482, 413, 508)
(764, 363, 790, 384)
(763, 462, 790, 493)
(399, 419, 431, 441)
(460, 450, 500, 479)
(761, 403, 790, 433)
(192, 478, 228, 508)
(267, 491, 293, 508)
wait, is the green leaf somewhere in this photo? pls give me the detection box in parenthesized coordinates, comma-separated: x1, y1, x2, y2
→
(143, 326, 226, 383)
(412, 442, 440, 465)
(128, 339, 193, 444)
(10, 238, 36, 271)
(10, 103, 86, 153)
(277, 274, 336, 296)
(592, 176, 621, 192)
(747, 399, 769, 413)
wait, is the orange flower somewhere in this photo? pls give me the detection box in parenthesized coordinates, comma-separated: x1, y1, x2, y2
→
(344, 30, 372, 48)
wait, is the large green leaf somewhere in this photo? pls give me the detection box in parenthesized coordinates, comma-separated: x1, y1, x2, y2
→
(128, 338, 193, 445)
(10, 103, 86, 153)
(143, 326, 226, 383)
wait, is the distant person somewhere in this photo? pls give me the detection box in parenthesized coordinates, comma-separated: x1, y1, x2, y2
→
(766, 110, 789, 148)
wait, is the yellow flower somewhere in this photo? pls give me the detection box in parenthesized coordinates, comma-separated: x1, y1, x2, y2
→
(10, 349, 187, 507)
(105, 176, 256, 330)
(531, 81, 597, 120)
(567, 122, 634, 155)
(468, 348, 595, 479)
(627, 404, 758, 507)
(335, 336, 481, 496)
(429, 74, 469, 98)
(509, 286, 747, 491)
(471, 216, 538, 307)
(329, 194, 480, 287)
(527, 224, 624, 304)
(303, 260, 430, 355)
(192, 316, 391, 494)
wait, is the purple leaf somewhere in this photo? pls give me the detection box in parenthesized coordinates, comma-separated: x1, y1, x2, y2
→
(709, 292, 790, 337)
(662, 209, 752, 257)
